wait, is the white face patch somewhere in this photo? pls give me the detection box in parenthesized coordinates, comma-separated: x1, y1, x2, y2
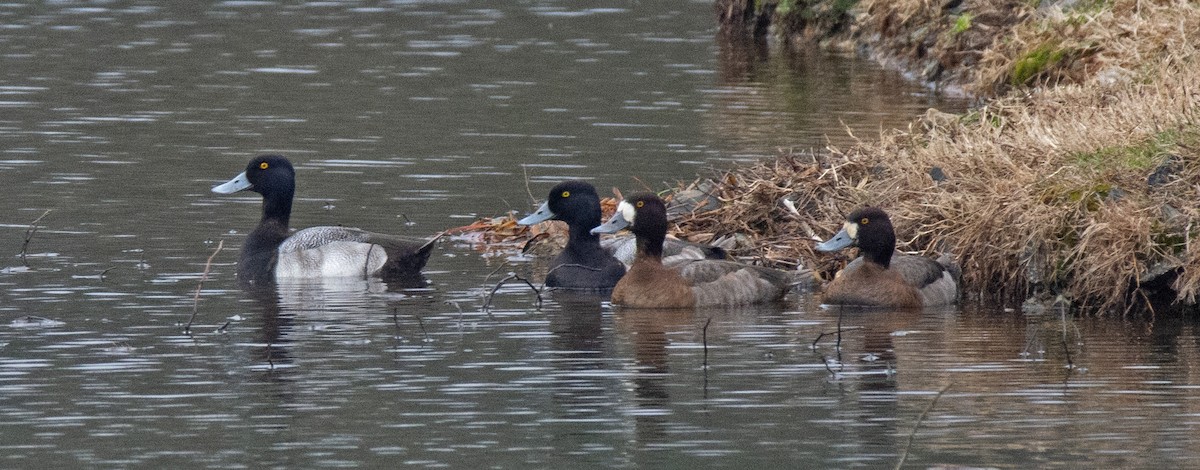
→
(844, 221, 859, 240)
(618, 200, 636, 224)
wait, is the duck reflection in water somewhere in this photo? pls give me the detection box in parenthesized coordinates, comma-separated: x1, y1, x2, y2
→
(614, 308, 699, 449)
(240, 284, 297, 384)
(814, 305, 943, 453)
(236, 277, 430, 379)
(543, 292, 610, 425)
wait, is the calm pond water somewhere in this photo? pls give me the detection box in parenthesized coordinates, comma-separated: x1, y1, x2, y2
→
(3, 1, 1200, 468)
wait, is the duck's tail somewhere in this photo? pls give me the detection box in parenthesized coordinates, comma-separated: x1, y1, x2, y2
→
(379, 231, 442, 281)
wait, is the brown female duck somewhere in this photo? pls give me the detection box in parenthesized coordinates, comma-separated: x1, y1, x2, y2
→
(815, 207, 958, 308)
(590, 192, 794, 308)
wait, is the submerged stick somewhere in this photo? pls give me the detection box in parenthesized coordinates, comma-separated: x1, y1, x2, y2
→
(895, 383, 953, 470)
(522, 164, 536, 204)
(812, 326, 862, 348)
(702, 317, 713, 369)
(184, 240, 224, 335)
(836, 308, 844, 351)
(20, 209, 52, 267)
(1059, 300, 1074, 369)
(415, 314, 430, 343)
(482, 273, 543, 311)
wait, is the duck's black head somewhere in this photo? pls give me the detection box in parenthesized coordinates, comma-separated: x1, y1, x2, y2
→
(213, 155, 297, 225)
(816, 206, 897, 268)
(245, 155, 296, 197)
(518, 180, 603, 229)
(592, 192, 668, 258)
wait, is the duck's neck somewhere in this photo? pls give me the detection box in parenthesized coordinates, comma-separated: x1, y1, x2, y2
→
(864, 246, 893, 269)
(260, 188, 293, 229)
(565, 220, 604, 255)
(635, 231, 665, 264)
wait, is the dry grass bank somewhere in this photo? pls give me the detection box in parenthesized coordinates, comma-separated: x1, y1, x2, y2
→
(692, 0, 1200, 312)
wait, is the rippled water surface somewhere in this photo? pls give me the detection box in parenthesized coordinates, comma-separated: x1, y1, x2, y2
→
(5, 1, 1200, 468)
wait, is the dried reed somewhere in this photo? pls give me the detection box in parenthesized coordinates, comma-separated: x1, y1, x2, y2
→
(677, 2, 1200, 312)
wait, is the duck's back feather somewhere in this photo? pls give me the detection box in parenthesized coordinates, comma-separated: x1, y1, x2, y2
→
(679, 259, 794, 307)
(275, 226, 436, 280)
(612, 258, 793, 308)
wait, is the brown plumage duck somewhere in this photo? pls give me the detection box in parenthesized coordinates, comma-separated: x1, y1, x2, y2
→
(815, 207, 958, 308)
(590, 192, 794, 308)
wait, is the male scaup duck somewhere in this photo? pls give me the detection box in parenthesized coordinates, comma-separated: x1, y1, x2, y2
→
(212, 155, 437, 286)
(517, 181, 627, 289)
(590, 192, 794, 308)
(518, 181, 728, 289)
(815, 207, 958, 308)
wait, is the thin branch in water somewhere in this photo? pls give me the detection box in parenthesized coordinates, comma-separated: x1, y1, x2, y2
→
(415, 314, 430, 343)
(99, 266, 118, 282)
(445, 301, 464, 328)
(702, 317, 713, 369)
(812, 326, 863, 349)
(812, 310, 857, 378)
(184, 240, 224, 335)
(822, 349, 841, 379)
(836, 308, 845, 351)
(542, 262, 603, 280)
(1059, 299, 1074, 370)
(522, 164, 536, 204)
(482, 273, 543, 312)
(20, 209, 52, 267)
(482, 262, 510, 286)
(895, 383, 953, 470)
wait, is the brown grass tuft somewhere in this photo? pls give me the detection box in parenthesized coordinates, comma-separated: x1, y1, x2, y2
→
(675, 17, 1200, 312)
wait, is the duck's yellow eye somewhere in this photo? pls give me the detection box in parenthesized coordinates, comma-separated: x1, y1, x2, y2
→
(636, 201, 644, 208)
(860, 217, 869, 225)
(259, 162, 269, 170)
(561, 191, 570, 198)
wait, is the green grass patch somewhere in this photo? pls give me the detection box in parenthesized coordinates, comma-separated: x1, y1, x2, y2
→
(1010, 42, 1068, 87)
(1069, 130, 1180, 171)
(951, 13, 973, 35)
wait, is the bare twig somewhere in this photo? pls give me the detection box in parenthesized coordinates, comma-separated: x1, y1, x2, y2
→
(522, 165, 536, 204)
(542, 262, 604, 280)
(836, 309, 844, 351)
(895, 383, 953, 470)
(415, 314, 430, 342)
(482, 262, 510, 286)
(702, 317, 713, 368)
(1059, 300, 1074, 370)
(184, 240, 224, 335)
(812, 326, 862, 348)
(482, 273, 543, 311)
(20, 209, 52, 267)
